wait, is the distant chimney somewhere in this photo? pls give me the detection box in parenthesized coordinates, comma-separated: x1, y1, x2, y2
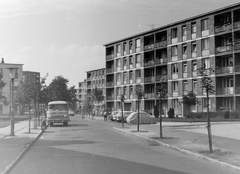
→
(1, 58, 4, 63)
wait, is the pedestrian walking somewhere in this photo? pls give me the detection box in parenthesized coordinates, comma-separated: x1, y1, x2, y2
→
(92, 111, 95, 119)
(103, 111, 107, 121)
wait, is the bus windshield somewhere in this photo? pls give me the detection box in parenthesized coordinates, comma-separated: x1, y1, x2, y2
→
(49, 104, 68, 111)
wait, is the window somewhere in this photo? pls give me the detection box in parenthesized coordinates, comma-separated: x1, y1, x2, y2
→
(173, 81, 178, 91)
(172, 28, 178, 38)
(123, 57, 127, 67)
(123, 86, 127, 96)
(136, 54, 141, 63)
(182, 25, 187, 36)
(116, 87, 121, 96)
(183, 80, 188, 91)
(129, 71, 133, 80)
(202, 38, 209, 50)
(201, 19, 208, 31)
(202, 58, 210, 69)
(192, 60, 197, 71)
(191, 22, 196, 33)
(172, 63, 178, 74)
(182, 44, 187, 54)
(116, 58, 121, 67)
(183, 62, 187, 72)
(117, 44, 121, 54)
(193, 79, 197, 91)
(129, 41, 133, 51)
(173, 99, 178, 109)
(0, 69, 3, 78)
(203, 98, 210, 109)
(136, 38, 141, 48)
(117, 73, 121, 82)
(192, 41, 197, 52)
(171, 46, 178, 56)
(123, 72, 127, 81)
(136, 69, 141, 78)
(123, 42, 126, 53)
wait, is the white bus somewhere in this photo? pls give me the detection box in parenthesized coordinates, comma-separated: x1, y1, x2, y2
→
(47, 101, 70, 126)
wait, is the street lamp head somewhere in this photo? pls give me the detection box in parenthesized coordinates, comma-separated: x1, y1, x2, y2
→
(7, 67, 19, 79)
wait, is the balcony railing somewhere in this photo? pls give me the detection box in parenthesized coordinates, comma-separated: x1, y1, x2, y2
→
(216, 87, 234, 95)
(156, 75, 167, 82)
(144, 93, 155, 99)
(235, 65, 240, 72)
(106, 96, 114, 100)
(106, 54, 114, 60)
(155, 41, 167, 48)
(236, 87, 240, 94)
(155, 57, 167, 65)
(144, 76, 155, 83)
(215, 66, 233, 74)
(144, 44, 154, 51)
(144, 60, 155, 67)
(215, 45, 232, 54)
(215, 24, 232, 33)
(234, 42, 240, 50)
(106, 67, 114, 74)
(234, 21, 240, 29)
(172, 91, 178, 97)
(106, 81, 114, 87)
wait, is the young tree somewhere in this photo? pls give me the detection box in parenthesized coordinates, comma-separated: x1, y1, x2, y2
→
(135, 84, 144, 131)
(156, 81, 167, 138)
(119, 94, 125, 128)
(198, 67, 215, 153)
(91, 87, 104, 114)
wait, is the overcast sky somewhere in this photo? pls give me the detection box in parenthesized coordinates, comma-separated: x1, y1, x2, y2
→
(0, 0, 239, 87)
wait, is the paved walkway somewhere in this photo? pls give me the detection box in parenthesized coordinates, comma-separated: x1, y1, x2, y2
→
(0, 115, 240, 173)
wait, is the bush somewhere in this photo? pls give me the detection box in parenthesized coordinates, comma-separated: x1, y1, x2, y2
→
(168, 108, 175, 118)
(224, 111, 230, 119)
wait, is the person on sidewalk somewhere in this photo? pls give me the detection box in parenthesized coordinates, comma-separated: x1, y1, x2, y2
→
(92, 111, 95, 119)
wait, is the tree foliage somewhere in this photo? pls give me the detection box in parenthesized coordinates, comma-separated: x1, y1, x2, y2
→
(197, 67, 215, 94)
(181, 91, 198, 106)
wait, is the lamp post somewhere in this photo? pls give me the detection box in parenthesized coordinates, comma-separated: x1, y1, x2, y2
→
(7, 67, 18, 136)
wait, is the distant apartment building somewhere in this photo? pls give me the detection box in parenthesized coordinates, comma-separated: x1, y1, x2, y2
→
(76, 80, 87, 110)
(0, 58, 23, 115)
(23, 71, 40, 83)
(86, 68, 106, 112)
(104, 2, 240, 116)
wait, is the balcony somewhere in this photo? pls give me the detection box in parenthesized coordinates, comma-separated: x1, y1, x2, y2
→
(106, 54, 114, 60)
(202, 50, 209, 56)
(156, 75, 167, 82)
(192, 71, 197, 77)
(182, 54, 187, 60)
(106, 67, 114, 74)
(183, 72, 187, 78)
(235, 65, 240, 72)
(234, 21, 240, 29)
(216, 87, 234, 95)
(144, 44, 154, 51)
(172, 91, 178, 97)
(172, 56, 178, 62)
(145, 93, 155, 99)
(215, 24, 232, 33)
(144, 76, 155, 83)
(155, 41, 167, 48)
(202, 30, 209, 37)
(234, 42, 240, 50)
(236, 87, 240, 94)
(215, 66, 233, 74)
(192, 52, 197, 58)
(172, 38, 178, 44)
(215, 45, 232, 54)
(156, 58, 167, 65)
(172, 73, 178, 79)
(144, 59, 155, 67)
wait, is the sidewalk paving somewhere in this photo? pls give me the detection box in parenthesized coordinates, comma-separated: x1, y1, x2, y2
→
(0, 120, 42, 174)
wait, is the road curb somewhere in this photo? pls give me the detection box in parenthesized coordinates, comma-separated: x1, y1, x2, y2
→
(0, 130, 43, 174)
(113, 127, 240, 172)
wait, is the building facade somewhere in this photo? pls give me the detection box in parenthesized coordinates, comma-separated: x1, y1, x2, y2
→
(0, 58, 23, 115)
(76, 80, 87, 111)
(104, 2, 240, 117)
(86, 68, 106, 113)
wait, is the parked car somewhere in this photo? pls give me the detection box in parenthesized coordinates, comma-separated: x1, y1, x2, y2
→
(68, 110, 75, 116)
(126, 111, 156, 124)
(108, 111, 120, 121)
(113, 111, 133, 122)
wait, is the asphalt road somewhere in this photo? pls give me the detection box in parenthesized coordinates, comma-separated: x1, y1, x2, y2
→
(9, 117, 239, 174)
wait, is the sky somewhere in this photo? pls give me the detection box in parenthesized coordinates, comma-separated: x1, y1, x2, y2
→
(0, 0, 239, 87)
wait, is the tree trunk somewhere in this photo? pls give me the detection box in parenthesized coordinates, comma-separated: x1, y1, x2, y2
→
(207, 90, 213, 153)
(121, 101, 124, 128)
(159, 99, 163, 138)
(137, 100, 140, 131)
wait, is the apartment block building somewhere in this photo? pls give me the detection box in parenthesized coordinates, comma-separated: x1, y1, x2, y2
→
(0, 58, 23, 115)
(86, 68, 105, 112)
(104, 2, 240, 117)
(76, 80, 87, 110)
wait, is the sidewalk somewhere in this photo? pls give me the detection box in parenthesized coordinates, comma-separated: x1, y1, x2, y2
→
(0, 120, 42, 174)
(113, 121, 240, 171)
